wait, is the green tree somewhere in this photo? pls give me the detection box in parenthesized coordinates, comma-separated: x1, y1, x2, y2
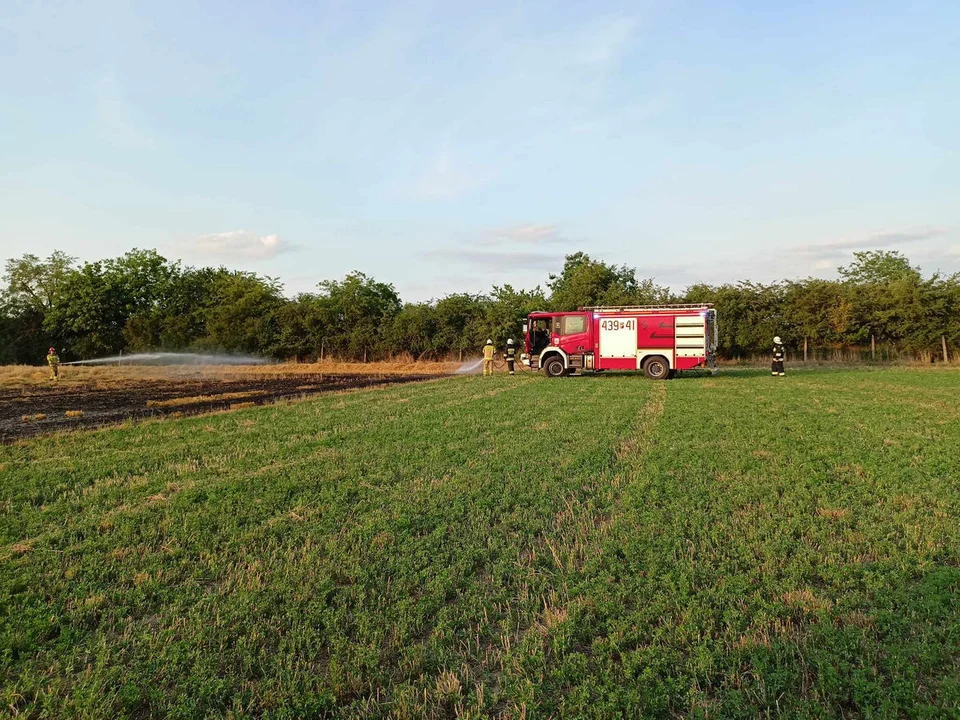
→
(548, 252, 640, 310)
(838, 250, 921, 284)
(390, 303, 439, 359)
(783, 279, 852, 351)
(155, 267, 234, 350)
(4, 244, 957, 364)
(271, 294, 330, 361)
(201, 272, 284, 354)
(45, 250, 177, 358)
(684, 282, 785, 356)
(836, 251, 922, 350)
(1, 251, 77, 362)
(316, 272, 402, 361)
(0, 296, 48, 363)
(2, 251, 76, 314)
(433, 294, 487, 358)
(482, 284, 547, 348)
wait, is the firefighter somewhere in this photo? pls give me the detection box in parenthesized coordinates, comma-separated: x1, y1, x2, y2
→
(482, 339, 495, 376)
(772, 336, 786, 377)
(532, 320, 550, 355)
(505, 338, 517, 375)
(47, 347, 61, 381)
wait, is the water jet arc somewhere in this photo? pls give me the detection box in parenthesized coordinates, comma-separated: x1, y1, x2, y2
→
(63, 352, 270, 366)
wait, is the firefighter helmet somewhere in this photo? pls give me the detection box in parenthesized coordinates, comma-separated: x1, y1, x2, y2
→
(507, 338, 514, 345)
(774, 336, 782, 344)
(486, 339, 492, 345)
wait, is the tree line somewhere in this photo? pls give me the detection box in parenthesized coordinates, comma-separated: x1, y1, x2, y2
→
(1, 248, 958, 363)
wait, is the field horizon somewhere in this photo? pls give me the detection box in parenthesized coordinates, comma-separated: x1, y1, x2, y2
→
(1, 367, 958, 718)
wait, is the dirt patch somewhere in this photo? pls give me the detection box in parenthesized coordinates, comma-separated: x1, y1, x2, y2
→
(1, 374, 438, 442)
(0, 360, 457, 389)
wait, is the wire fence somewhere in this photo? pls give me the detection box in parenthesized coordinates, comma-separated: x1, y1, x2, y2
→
(726, 346, 957, 366)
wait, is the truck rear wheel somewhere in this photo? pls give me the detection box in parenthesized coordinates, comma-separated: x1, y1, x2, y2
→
(543, 356, 566, 377)
(643, 356, 670, 380)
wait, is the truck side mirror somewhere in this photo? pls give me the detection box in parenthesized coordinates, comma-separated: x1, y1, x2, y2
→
(522, 323, 528, 334)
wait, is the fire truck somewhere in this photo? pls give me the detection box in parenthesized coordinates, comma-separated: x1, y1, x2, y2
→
(522, 304, 717, 379)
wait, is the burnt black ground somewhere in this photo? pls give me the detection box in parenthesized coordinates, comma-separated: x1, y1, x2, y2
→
(1, 374, 436, 442)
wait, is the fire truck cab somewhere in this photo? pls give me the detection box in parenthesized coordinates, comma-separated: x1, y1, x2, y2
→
(523, 304, 717, 379)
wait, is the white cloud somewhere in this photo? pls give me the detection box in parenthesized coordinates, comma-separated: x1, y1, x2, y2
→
(415, 223, 570, 276)
(481, 224, 563, 245)
(190, 231, 294, 260)
(424, 248, 564, 271)
(793, 226, 947, 256)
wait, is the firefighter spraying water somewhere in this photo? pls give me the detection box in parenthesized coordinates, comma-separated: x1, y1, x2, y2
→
(482, 340, 495, 376)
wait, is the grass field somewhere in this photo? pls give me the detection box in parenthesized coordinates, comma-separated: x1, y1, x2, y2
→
(1, 367, 959, 718)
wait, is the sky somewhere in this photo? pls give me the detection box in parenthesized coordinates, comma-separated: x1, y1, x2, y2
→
(1, 0, 959, 301)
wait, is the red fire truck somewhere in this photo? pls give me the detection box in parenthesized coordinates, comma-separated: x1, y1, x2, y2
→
(522, 304, 717, 379)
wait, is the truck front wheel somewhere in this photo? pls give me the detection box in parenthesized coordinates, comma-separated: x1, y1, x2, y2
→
(543, 356, 566, 377)
(643, 356, 670, 380)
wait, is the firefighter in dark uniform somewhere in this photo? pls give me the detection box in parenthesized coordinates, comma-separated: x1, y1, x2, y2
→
(532, 319, 550, 355)
(505, 338, 517, 375)
(772, 336, 786, 376)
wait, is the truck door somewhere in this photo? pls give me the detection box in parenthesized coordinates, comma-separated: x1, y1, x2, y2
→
(559, 314, 590, 353)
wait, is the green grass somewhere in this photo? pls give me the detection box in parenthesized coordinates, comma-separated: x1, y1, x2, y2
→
(1, 368, 959, 719)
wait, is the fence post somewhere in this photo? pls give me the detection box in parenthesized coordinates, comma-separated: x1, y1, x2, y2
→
(943, 335, 950, 363)
(871, 335, 875, 360)
(803, 337, 808, 362)
(320, 340, 324, 362)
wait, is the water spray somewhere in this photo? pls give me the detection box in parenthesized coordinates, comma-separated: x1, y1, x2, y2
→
(454, 358, 484, 374)
(63, 352, 270, 366)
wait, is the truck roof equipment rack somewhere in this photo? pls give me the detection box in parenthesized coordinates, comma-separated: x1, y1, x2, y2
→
(579, 303, 714, 313)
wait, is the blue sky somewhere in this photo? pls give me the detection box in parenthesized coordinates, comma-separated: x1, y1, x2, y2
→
(2, 0, 958, 300)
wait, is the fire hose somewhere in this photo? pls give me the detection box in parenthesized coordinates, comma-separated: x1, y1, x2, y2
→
(493, 355, 534, 372)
